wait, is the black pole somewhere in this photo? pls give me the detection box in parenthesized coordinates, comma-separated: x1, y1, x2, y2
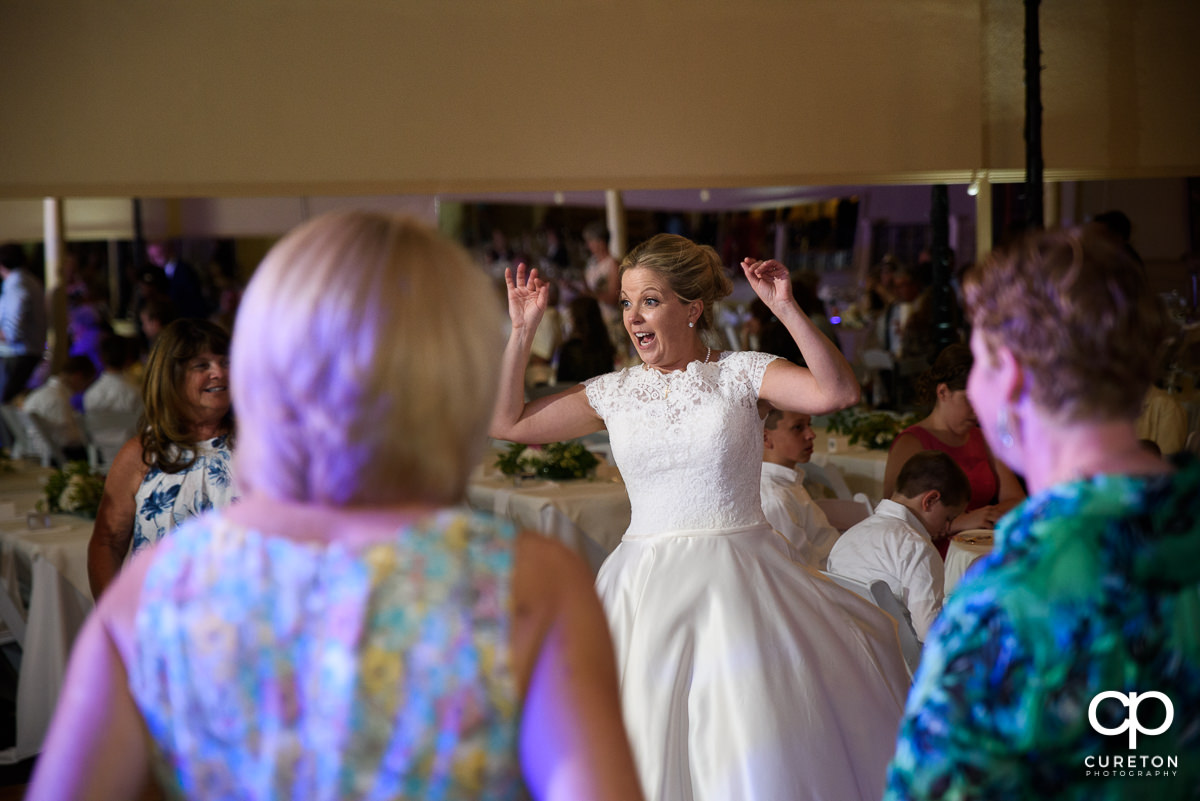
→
(929, 184, 958, 353)
(1024, 0, 1044, 230)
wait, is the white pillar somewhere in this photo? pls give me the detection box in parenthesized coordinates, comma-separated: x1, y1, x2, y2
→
(1043, 181, 1061, 230)
(605, 190, 626, 258)
(974, 174, 993, 263)
(43, 198, 68, 373)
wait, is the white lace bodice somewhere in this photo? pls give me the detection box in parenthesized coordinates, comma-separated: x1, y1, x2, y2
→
(585, 350, 780, 537)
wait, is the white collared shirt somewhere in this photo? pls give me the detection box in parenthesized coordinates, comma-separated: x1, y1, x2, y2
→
(83, 370, 143, 416)
(826, 498, 944, 640)
(759, 461, 841, 569)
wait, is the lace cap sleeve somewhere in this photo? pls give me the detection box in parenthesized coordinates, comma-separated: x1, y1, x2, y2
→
(728, 350, 781, 397)
(582, 371, 617, 418)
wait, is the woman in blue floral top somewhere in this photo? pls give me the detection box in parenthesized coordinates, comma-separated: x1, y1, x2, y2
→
(86, 318, 238, 598)
(885, 225, 1200, 799)
(30, 211, 642, 801)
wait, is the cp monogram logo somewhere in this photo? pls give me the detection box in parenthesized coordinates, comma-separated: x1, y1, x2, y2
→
(1088, 691, 1174, 749)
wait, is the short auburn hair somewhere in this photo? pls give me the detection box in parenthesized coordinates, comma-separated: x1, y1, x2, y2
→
(232, 211, 504, 506)
(963, 225, 1167, 423)
(895, 451, 971, 508)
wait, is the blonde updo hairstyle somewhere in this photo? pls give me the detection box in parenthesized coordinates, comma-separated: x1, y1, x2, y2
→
(620, 233, 733, 334)
(963, 224, 1167, 423)
(232, 210, 504, 506)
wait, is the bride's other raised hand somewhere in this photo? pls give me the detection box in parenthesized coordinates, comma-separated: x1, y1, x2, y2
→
(741, 258, 795, 310)
(504, 263, 548, 331)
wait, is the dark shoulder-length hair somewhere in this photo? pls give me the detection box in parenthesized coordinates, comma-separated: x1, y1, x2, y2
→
(140, 318, 235, 474)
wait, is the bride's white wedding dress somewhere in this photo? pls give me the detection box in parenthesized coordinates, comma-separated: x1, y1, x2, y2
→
(586, 350, 909, 801)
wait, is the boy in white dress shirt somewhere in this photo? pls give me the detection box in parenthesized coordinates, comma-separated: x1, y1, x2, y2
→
(83, 335, 142, 416)
(826, 450, 969, 640)
(759, 409, 841, 568)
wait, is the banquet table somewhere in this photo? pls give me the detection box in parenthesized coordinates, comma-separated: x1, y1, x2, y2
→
(944, 530, 994, 594)
(0, 462, 95, 762)
(466, 464, 630, 575)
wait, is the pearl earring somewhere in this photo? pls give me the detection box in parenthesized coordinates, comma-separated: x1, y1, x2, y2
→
(688, 321, 695, 328)
(996, 406, 1015, 449)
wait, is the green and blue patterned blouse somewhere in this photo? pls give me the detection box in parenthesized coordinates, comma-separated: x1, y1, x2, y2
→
(129, 508, 523, 801)
(886, 454, 1200, 800)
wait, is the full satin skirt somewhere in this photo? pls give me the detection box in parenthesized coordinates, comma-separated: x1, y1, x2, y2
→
(596, 524, 909, 801)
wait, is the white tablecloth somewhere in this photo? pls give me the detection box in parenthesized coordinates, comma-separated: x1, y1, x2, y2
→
(0, 463, 95, 762)
(944, 532, 993, 594)
(467, 466, 630, 574)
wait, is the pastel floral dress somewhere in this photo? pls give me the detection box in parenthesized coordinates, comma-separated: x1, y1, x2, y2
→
(886, 454, 1200, 800)
(132, 435, 237, 554)
(128, 508, 522, 801)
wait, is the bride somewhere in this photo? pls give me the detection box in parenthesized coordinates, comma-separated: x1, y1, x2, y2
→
(490, 233, 910, 801)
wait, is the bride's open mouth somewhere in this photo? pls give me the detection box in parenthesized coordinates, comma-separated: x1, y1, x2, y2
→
(634, 332, 656, 348)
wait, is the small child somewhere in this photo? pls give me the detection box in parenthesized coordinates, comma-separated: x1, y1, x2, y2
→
(826, 450, 969, 640)
(760, 408, 841, 568)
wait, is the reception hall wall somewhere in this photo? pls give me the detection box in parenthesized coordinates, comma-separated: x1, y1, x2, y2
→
(0, 0, 1197, 237)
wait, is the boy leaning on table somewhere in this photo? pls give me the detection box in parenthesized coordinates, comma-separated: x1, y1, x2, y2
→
(759, 408, 841, 569)
(826, 451, 969, 641)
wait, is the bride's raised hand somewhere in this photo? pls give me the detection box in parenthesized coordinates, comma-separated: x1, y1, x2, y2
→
(504, 263, 549, 332)
(742, 258, 794, 311)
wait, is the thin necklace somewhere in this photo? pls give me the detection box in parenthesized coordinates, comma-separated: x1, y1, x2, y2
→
(650, 347, 712, 397)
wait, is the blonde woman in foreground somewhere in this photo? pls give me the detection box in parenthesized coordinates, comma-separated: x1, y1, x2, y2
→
(28, 211, 643, 801)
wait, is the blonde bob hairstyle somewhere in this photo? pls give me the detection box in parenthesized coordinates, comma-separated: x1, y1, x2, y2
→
(619, 233, 733, 333)
(963, 224, 1167, 423)
(231, 211, 504, 507)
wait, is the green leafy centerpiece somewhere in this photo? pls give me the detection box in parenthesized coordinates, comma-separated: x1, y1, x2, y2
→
(823, 408, 920, 451)
(495, 441, 599, 480)
(38, 461, 106, 519)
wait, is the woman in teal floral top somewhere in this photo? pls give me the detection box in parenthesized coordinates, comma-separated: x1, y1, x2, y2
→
(886, 225, 1200, 799)
(30, 212, 643, 801)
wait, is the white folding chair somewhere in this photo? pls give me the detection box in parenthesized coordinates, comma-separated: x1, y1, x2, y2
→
(797, 460, 852, 500)
(868, 579, 923, 678)
(814, 493, 874, 532)
(821, 570, 922, 679)
(82, 409, 139, 470)
(0, 405, 66, 467)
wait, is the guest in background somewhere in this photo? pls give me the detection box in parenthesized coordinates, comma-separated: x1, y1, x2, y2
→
(0, 243, 47, 402)
(555, 295, 616, 383)
(884, 343, 1025, 539)
(582, 221, 627, 358)
(886, 226, 1200, 798)
(759, 408, 841, 568)
(87, 319, 236, 598)
(31, 210, 643, 801)
(83, 335, 142, 417)
(582, 221, 620, 314)
(526, 278, 563, 390)
(540, 224, 573, 273)
(1136, 384, 1188, 455)
(22, 354, 96, 460)
(147, 238, 209, 320)
(138, 295, 176, 350)
(827, 451, 969, 641)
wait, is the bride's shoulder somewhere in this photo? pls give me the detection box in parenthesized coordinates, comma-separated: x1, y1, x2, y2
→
(716, 349, 779, 372)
